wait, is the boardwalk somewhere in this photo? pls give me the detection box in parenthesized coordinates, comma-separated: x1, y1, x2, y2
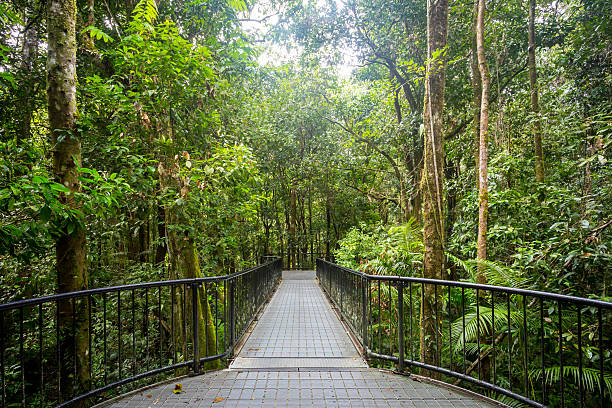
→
(103, 272, 498, 407)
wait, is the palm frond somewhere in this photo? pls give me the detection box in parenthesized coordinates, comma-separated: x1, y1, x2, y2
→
(529, 365, 612, 395)
(451, 304, 523, 353)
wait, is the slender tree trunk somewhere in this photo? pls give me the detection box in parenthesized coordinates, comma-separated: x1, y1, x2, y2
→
(18, 4, 37, 147)
(47, 0, 90, 401)
(529, 0, 544, 182)
(471, 0, 482, 191)
(420, 0, 449, 379)
(80, 0, 95, 51)
(155, 204, 167, 264)
(476, 0, 490, 283)
(476, 0, 491, 383)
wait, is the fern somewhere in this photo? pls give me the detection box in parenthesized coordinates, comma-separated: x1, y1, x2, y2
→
(451, 303, 524, 353)
(529, 365, 612, 395)
(446, 253, 530, 288)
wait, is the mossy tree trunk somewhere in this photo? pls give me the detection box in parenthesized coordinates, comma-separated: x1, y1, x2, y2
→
(476, 0, 491, 382)
(46, 0, 90, 402)
(476, 0, 490, 283)
(471, 0, 482, 192)
(420, 0, 448, 379)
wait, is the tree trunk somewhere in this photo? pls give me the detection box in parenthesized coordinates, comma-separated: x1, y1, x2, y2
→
(476, 0, 490, 283)
(420, 0, 449, 379)
(471, 0, 482, 191)
(80, 0, 95, 51)
(155, 204, 167, 264)
(476, 0, 491, 383)
(47, 0, 90, 402)
(18, 4, 38, 147)
(529, 0, 545, 182)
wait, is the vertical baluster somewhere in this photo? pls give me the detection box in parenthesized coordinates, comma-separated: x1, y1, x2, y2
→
(204, 282, 209, 360)
(183, 284, 187, 358)
(491, 291, 496, 386)
(540, 298, 546, 404)
(378, 280, 381, 353)
(388, 282, 393, 357)
(462, 287, 466, 374)
(397, 282, 404, 372)
(56, 302, 61, 399)
(507, 293, 512, 393)
(223, 281, 227, 351)
(577, 305, 584, 408)
(103, 293, 107, 384)
(421, 282, 425, 364)
(362, 277, 368, 350)
(39, 304, 44, 402)
(72, 299, 76, 397)
(522, 296, 528, 397)
(132, 289, 136, 377)
(118, 291, 122, 380)
(435, 284, 440, 366)
(171, 285, 175, 363)
(1, 309, 4, 407)
(368, 280, 373, 348)
(476, 289, 481, 381)
(214, 283, 219, 355)
(409, 282, 414, 362)
(448, 285, 452, 372)
(192, 283, 200, 374)
(87, 295, 93, 391)
(340, 271, 343, 313)
(598, 308, 604, 408)
(20, 307, 25, 405)
(558, 300, 564, 408)
(145, 288, 149, 372)
(158, 287, 162, 368)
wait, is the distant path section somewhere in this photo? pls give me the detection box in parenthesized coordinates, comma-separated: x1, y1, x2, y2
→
(103, 273, 499, 408)
(230, 277, 365, 369)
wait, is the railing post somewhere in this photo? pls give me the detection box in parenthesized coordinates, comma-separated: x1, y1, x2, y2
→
(397, 281, 405, 372)
(228, 279, 235, 352)
(361, 276, 368, 352)
(192, 282, 200, 374)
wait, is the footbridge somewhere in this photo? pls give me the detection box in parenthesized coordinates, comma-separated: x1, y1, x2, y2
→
(0, 257, 610, 407)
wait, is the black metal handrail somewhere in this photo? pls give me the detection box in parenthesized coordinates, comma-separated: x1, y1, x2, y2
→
(0, 257, 282, 407)
(316, 258, 612, 408)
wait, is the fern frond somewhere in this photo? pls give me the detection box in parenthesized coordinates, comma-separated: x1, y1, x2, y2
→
(529, 365, 612, 395)
(451, 304, 523, 353)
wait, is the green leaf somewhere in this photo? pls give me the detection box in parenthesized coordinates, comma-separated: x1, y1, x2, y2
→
(40, 206, 52, 223)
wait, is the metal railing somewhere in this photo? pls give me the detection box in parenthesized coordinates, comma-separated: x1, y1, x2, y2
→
(316, 259, 612, 408)
(0, 257, 281, 407)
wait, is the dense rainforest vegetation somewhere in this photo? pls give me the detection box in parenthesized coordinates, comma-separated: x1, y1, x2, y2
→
(0, 0, 610, 406)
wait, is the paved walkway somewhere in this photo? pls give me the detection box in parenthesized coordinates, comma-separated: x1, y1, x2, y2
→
(105, 272, 497, 407)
